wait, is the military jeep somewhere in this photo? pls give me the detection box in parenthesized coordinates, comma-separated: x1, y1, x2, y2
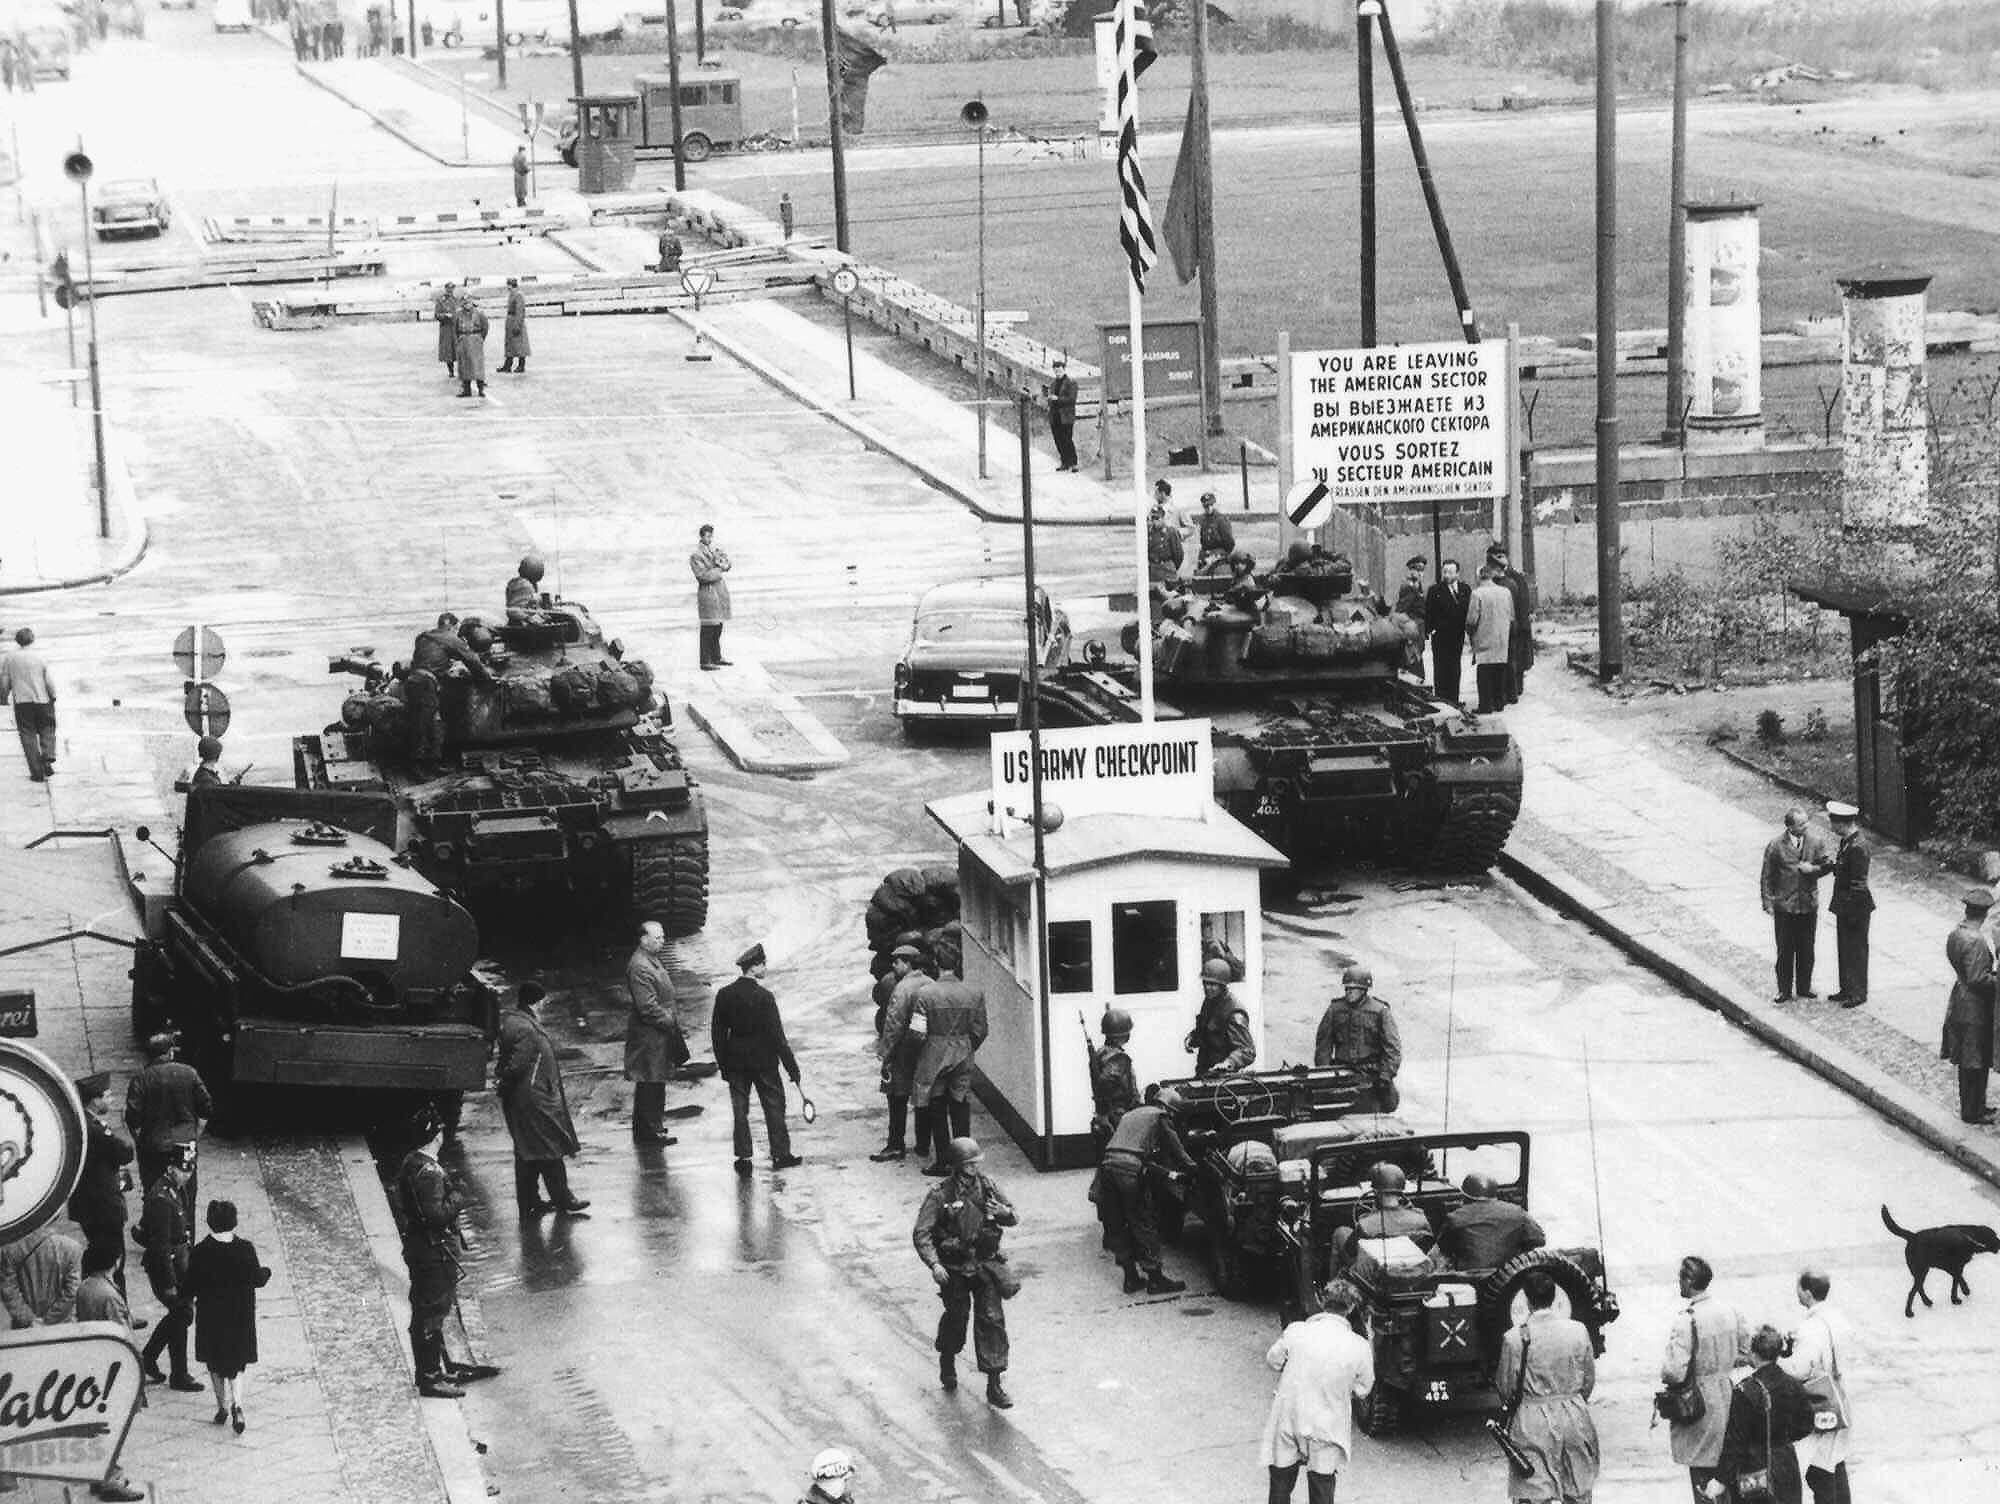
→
(1273, 1130, 1619, 1436)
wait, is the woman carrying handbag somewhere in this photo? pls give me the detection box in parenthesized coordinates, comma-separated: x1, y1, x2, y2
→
(1711, 1327, 1815, 1503)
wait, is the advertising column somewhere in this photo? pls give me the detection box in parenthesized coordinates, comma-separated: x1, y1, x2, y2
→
(1837, 271, 1932, 530)
(1681, 201, 1763, 443)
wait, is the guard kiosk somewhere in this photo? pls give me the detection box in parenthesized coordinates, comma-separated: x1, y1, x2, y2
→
(572, 93, 639, 195)
(926, 719, 1286, 1170)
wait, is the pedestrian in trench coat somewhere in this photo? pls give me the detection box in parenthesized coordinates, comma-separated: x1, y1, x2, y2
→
(1661, 1258, 1750, 1486)
(501, 280, 530, 373)
(433, 284, 459, 373)
(691, 524, 733, 669)
(454, 299, 490, 396)
(1942, 890, 1997, 1123)
(497, 985, 587, 1215)
(1496, 1283, 1599, 1503)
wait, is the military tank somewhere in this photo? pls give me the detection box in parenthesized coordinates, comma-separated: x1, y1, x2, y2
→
(292, 595, 710, 936)
(1035, 553, 1521, 871)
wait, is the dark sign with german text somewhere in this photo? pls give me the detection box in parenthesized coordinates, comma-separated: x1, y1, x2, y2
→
(0, 992, 33, 1040)
(1097, 318, 1204, 406)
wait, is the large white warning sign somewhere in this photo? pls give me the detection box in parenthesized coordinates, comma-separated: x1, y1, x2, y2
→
(1290, 338, 1510, 502)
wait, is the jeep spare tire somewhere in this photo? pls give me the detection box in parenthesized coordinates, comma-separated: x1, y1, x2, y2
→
(1481, 1248, 1604, 1337)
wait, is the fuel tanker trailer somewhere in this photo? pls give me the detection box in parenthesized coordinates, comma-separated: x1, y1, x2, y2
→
(130, 785, 499, 1099)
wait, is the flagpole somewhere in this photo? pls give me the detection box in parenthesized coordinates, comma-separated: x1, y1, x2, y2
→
(1130, 276, 1154, 722)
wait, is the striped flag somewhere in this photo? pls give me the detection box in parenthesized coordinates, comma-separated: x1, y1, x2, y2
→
(1115, 0, 1160, 293)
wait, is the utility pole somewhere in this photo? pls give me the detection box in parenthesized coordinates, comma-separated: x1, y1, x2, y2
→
(1594, 0, 1623, 679)
(565, 0, 586, 110)
(820, 0, 850, 252)
(495, 0, 508, 89)
(1664, 0, 1690, 444)
(1190, 0, 1222, 437)
(1357, 0, 1377, 346)
(665, 0, 687, 191)
(695, 0, 706, 64)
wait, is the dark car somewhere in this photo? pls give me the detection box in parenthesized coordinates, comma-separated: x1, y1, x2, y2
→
(93, 177, 172, 238)
(893, 578, 1070, 731)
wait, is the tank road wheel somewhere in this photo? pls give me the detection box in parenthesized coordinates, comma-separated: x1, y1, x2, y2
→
(631, 837, 710, 938)
(1355, 1381, 1403, 1437)
(1417, 787, 1521, 873)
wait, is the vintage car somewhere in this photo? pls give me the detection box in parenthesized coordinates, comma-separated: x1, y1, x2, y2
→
(93, 177, 172, 238)
(892, 578, 1070, 731)
(21, 26, 73, 80)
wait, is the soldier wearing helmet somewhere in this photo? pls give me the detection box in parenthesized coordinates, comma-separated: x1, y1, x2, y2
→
(1088, 1007, 1139, 1150)
(1186, 957, 1256, 1076)
(800, 1447, 856, 1503)
(1333, 1160, 1436, 1266)
(189, 734, 225, 788)
(1313, 963, 1402, 1112)
(505, 554, 547, 624)
(1438, 1170, 1546, 1271)
(390, 1107, 489, 1398)
(1220, 552, 1271, 618)
(913, 1136, 1019, 1409)
(1092, 1082, 1192, 1297)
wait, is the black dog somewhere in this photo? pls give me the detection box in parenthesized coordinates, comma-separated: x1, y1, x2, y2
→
(1882, 1204, 2000, 1318)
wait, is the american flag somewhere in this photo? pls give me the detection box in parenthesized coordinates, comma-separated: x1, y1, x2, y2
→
(1115, 0, 1160, 293)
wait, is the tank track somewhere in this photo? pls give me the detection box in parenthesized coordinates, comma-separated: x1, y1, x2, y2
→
(631, 835, 710, 938)
(1417, 787, 1521, 873)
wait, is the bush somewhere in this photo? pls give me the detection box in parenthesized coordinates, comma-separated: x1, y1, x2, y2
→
(1801, 707, 1830, 743)
(1755, 709, 1786, 748)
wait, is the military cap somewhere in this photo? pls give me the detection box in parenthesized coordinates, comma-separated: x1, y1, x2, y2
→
(891, 943, 923, 962)
(1825, 800, 1860, 820)
(737, 942, 767, 971)
(73, 1071, 111, 1102)
(1966, 889, 1995, 913)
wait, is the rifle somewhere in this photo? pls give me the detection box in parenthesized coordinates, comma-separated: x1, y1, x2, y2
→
(1078, 1010, 1100, 1072)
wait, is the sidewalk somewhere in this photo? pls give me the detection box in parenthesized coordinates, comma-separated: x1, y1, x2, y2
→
(287, 52, 533, 169)
(0, 373, 147, 595)
(1497, 676, 2000, 1189)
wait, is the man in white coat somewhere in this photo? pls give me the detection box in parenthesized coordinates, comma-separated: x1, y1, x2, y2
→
(1464, 564, 1516, 714)
(1779, 1267, 1852, 1504)
(1260, 1278, 1375, 1504)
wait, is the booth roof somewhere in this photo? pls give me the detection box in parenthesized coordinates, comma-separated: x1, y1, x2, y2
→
(926, 791, 1288, 888)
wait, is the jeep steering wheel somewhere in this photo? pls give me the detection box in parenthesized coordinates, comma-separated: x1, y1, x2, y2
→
(1212, 1075, 1277, 1125)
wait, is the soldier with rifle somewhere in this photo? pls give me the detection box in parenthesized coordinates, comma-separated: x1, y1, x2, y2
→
(392, 1107, 499, 1399)
(1085, 1007, 1138, 1153)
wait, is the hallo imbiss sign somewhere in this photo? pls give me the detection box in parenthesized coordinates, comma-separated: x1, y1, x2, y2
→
(1289, 338, 1510, 502)
(990, 720, 1214, 825)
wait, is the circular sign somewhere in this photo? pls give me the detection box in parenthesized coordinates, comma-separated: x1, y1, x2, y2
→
(1284, 477, 1335, 532)
(830, 267, 859, 298)
(183, 683, 233, 739)
(0, 1042, 88, 1245)
(62, 151, 93, 184)
(678, 266, 715, 298)
(172, 624, 227, 681)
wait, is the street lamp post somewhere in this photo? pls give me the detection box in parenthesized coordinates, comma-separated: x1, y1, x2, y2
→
(962, 100, 989, 480)
(64, 148, 108, 541)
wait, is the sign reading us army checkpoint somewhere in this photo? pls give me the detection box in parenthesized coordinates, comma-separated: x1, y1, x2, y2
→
(1290, 338, 1510, 501)
(990, 720, 1214, 824)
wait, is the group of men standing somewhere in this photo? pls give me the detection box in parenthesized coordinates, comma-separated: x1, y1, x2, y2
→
(1401, 542, 1535, 712)
(1760, 801, 1874, 1012)
(431, 280, 531, 397)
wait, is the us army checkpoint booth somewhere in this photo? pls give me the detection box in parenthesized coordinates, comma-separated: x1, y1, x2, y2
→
(926, 720, 1287, 1170)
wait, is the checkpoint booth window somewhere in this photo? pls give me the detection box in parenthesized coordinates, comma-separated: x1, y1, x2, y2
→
(927, 719, 1286, 1170)
(572, 93, 639, 195)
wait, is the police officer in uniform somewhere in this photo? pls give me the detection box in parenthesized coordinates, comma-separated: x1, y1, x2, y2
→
(125, 1031, 210, 1215)
(392, 1108, 496, 1398)
(1186, 957, 1256, 1076)
(1088, 1007, 1139, 1151)
(1312, 964, 1403, 1112)
(913, 1137, 1018, 1409)
(1092, 1084, 1191, 1295)
(1825, 800, 1874, 1008)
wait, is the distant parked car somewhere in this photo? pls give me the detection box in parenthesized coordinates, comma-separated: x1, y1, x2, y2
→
(893, 578, 1071, 731)
(21, 26, 73, 80)
(93, 178, 172, 238)
(212, 0, 254, 31)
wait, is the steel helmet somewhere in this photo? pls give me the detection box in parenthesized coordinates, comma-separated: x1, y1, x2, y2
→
(517, 553, 546, 583)
(1368, 1161, 1407, 1196)
(1100, 1007, 1133, 1039)
(948, 1136, 984, 1169)
(810, 1449, 854, 1481)
(1341, 963, 1373, 989)
(1200, 958, 1233, 984)
(197, 736, 223, 761)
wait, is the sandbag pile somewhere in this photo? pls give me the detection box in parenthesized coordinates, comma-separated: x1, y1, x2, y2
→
(863, 864, 962, 979)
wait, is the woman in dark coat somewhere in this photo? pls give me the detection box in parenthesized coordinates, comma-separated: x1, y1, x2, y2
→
(185, 1199, 270, 1435)
(496, 984, 587, 1218)
(1712, 1326, 1815, 1503)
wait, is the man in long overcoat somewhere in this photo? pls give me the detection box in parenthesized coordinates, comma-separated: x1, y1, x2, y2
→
(1497, 1269, 1600, 1504)
(1661, 1254, 1751, 1501)
(454, 296, 490, 398)
(69, 1071, 135, 1298)
(511, 144, 530, 208)
(911, 965, 988, 1176)
(872, 944, 930, 1163)
(1825, 801, 1873, 1007)
(1464, 564, 1516, 714)
(1943, 888, 1997, 1124)
(1486, 542, 1534, 703)
(1423, 559, 1471, 705)
(126, 1031, 210, 1213)
(433, 282, 459, 377)
(500, 278, 530, 374)
(496, 983, 589, 1216)
(690, 523, 733, 669)
(624, 920, 681, 1145)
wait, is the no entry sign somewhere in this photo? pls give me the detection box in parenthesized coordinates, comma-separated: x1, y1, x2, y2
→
(1290, 338, 1510, 502)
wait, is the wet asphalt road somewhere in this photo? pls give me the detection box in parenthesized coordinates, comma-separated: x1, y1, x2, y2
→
(6, 24, 2000, 1504)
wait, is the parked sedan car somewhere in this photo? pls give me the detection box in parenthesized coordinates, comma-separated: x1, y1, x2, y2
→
(93, 178, 172, 238)
(893, 578, 1070, 731)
